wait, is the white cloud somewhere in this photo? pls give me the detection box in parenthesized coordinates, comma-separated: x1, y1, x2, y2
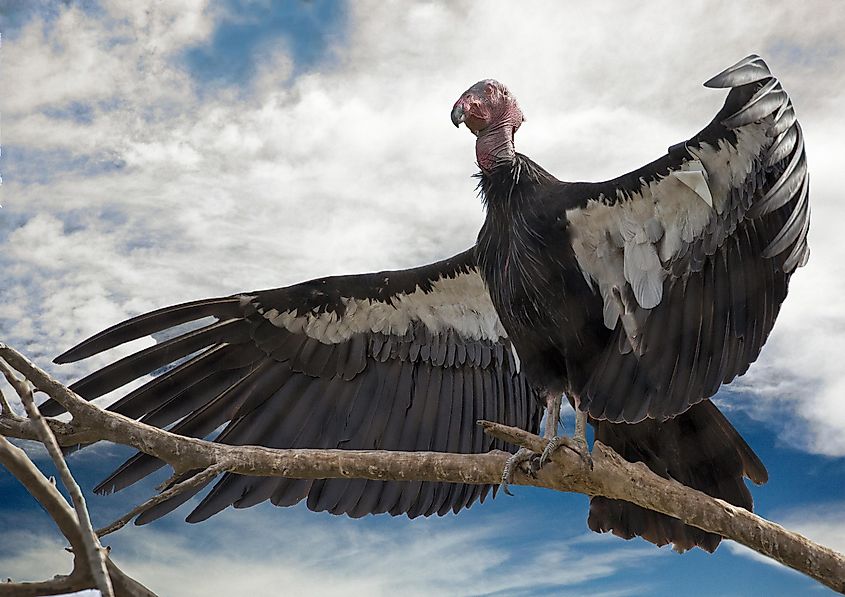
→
(98, 508, 659, 596)
(0, 530, 76, 583)
(1, 1, 844, 457)
(2, 6, 845, 594)
(0, 506, 657, 597)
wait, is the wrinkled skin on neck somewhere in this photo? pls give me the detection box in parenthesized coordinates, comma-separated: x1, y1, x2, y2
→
(475, 118, 518, 171)
(451, 80, 525, 172)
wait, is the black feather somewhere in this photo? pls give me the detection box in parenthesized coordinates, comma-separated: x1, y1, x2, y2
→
(54, 297, 243, 364)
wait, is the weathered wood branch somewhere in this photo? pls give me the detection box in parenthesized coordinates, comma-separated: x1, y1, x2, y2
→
(0, 388, 14, 416)
(0, 435, 91, 597)
(0, 355, 157, 597)
(1, 342, 844, 594)
(0, 357, 114, 597)
(0, 434, 157, 597)
(96, 463, 228, 538)
(481, 421, 845, 593)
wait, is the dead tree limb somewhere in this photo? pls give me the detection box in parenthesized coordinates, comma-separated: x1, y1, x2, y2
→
(0, 434, 157, 597)
(0, 354, 157, 597)
(1, 342, 844, 594)
(0, 357, 114, 597)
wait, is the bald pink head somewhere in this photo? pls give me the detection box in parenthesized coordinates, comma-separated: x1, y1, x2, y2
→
(451, 80, 524, 171)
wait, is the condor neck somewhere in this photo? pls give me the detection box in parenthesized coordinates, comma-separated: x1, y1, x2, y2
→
(475, 121, 516, 172)
(478, 155, 559, 222)
(479, 154, 531, 206)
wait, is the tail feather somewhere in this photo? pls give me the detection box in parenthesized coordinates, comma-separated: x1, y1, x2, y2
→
(588, 399, 766, 553)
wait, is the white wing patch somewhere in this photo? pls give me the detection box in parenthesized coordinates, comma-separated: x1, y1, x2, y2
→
(567, 123, 770, 340)
(250, 269, 507, 345)
(671, 160, 712, 207)
(688, 123, 769, 215)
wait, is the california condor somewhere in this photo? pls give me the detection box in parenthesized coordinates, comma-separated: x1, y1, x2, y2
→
(47, 55, 806, 552)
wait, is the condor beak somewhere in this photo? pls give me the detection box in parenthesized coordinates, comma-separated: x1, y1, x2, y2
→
(451, 103, 465, 128)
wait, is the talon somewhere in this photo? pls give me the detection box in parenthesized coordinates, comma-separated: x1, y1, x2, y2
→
(539, 436, 561, 467)
(500, 447, 536, 496)
(539, 434, 593, 470)
(501, 460, 515, 496)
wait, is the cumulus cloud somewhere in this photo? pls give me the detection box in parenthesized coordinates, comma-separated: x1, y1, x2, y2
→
(3, 3, 845, 594)
(2, 506, 659, 597)
(0, 530, 78, 583)
(2, 1, 843, 452)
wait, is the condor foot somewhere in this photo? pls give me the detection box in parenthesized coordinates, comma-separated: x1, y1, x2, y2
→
(500, 447, 540, 496)
(539, 433, 592, 470)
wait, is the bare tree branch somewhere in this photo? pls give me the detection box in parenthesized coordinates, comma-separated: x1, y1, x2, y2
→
(0, 434, 156, 596)
(1, 342, 844, 594)
(481, 421, 845, 593)
(0, 435, 90, 597)
(0, 573, 90, 597)
(0, 357, 115, 597)
(0, 355, 157, 597)
(0, 412, 101, 445)
(0, 387, 16, 417)
(96, 463, 227, 538)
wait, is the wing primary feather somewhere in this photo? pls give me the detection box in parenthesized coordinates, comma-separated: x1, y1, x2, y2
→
(765, 125, 799, 167)
(134, 469, 214, 525)
(54, 297, 243, 364)
(69, 318, 250, 401)
(94, 361, 267, 495)
(782, 207, 812, 273)
(761, 176, 810, 258)
(722, 82, 785, 129)
(750, 129, 806, 217)
(140, 367, 254, 428)
(756, 155, 807, 218)
(769, 103, 796, 137)
(703, 55, 771, 89)
(105, 344, 238, 418)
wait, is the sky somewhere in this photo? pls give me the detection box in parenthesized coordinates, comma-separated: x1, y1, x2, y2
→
(1, 1, 845, 595)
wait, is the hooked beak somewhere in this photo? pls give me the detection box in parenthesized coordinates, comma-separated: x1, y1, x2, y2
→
(450, 103, 465, 128)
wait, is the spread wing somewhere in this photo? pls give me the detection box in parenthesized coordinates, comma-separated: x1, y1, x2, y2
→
(564, 55, 808, 423)
(45, 248, 541, 522)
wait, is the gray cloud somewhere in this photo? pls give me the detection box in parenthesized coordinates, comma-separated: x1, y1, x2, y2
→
(3, 1, 843, 452)
(3, 2, 845, 593)
(2, 506, 659, 597)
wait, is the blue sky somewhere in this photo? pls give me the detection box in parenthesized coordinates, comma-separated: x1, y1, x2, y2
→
(2, 1, 845, 595)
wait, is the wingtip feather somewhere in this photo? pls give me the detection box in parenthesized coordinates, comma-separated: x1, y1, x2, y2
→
(703, 54, 770, 88)
(53, 297, 242, 364)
